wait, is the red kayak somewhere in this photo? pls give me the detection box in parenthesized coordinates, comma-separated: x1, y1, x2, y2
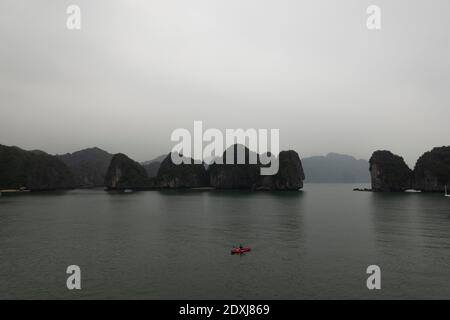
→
(231, 247, 251, 254)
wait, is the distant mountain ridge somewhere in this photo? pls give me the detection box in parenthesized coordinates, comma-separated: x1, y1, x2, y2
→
(141, 154, 167, 166)
(302, 153, 370, 183)
(141, 154, 167, 178)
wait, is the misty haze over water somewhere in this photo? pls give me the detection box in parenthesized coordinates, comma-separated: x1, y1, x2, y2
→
(1, 1, 450, 166)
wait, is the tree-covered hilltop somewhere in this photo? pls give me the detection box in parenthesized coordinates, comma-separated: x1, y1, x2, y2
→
(0, 144, 75, 190)
(208, 145, 305, 190)
(414, 146, 450, 192)
(368, 146, 450, 192)
(369, 150, 413, 192)
(104, 153, 152, 190)
(155, 153, 209, 188)
(57, 147, 113, 187)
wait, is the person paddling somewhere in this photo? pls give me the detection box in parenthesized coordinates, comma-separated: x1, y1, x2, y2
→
(231, 244, 251, 254)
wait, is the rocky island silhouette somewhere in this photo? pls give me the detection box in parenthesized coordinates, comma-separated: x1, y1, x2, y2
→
(1, 143, 449, 193)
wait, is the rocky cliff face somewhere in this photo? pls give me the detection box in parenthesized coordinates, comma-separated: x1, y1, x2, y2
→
(104, 153, 151, 190)
(208, 145, 305, 190)
(369, 150, 413, 192)
(155, 153, 209, 188)
(58, 147, 112, 187)
(255, 150, 305, 190)
(0, 145, 75, 190)
(414, 146, 450, 192)
(208, 145, 261, 189)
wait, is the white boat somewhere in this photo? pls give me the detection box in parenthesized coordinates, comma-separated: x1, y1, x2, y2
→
(123, 189, 133, 193)
(445, 185, 450, 197)
(405, 189, 421, 193)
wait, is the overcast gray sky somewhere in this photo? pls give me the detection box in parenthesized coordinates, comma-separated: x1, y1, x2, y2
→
(0, 0, 449, 166)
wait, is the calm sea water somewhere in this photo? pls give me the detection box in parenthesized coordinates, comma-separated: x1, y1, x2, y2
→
(1, 184, 450, 299)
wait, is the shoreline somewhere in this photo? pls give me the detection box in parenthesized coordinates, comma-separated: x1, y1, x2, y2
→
(0, 189, 31, 194)
(1, 186, 446, 195)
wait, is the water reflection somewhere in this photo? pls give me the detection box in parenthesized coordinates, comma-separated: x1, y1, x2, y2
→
(1, 186, 450, 299)
(368, 192, 450, 298)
